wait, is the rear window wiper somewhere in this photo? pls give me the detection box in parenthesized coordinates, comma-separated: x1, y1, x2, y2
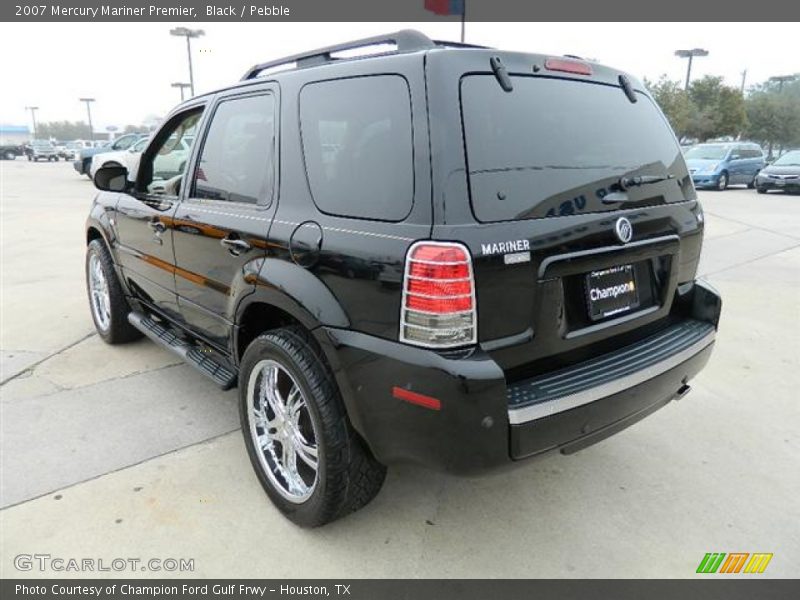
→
(602, 174, 676, 204)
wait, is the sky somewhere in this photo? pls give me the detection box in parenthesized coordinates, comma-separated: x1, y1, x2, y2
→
(0, 21, 798, 131)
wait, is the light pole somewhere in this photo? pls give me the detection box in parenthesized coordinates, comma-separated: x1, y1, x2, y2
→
(171, 82, 191, 102)
(24, 105, 39, 139)
(79, 98, 96, 141)
(170, 27, 204, 97)
(674, 48, 709, 90)
(769, 75, 796, 93)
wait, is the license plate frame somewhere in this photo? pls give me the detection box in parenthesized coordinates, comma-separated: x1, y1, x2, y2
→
(584, 264, 641, 321)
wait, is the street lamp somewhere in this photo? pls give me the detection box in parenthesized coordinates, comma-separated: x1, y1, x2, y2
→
(171, 82, 191, 102)
(24, 105, 39, 139)
(674, 48, 709, 90)
(79, 98, 96, 141)
(170, 27, 204, 97)
(769, 75, 796, 92)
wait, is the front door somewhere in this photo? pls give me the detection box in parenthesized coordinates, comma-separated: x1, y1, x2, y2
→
(114, 107, 205, 318)
(172, 89, 278, 350)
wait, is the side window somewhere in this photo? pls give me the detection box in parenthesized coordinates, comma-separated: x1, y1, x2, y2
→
(300, 75, 414, 221)
(137, 109, 203, 197)
(192, 94, 276, 205)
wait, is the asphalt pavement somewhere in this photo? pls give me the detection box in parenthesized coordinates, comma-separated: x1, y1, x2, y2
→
(0, 159, 798, 578)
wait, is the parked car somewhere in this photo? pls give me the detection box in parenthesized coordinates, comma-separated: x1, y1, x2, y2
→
(89, 137, 150, 180)
(0, 144, 25, 160)
(755, 150, 800, 194)
(685, 142, 765, 190)
(85, 30, 721, 527)
(89, 136, 193, 181)
(63, 140, 91, 160)
(25, 140, 59, 161)
(73, 133, 144, 177)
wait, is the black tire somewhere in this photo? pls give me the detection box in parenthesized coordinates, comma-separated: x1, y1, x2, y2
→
(757, 187, 767, 194)
(239, 327, 386, 527)
(27, 155, 32, 161)
(83, 158, 92, 178)
(716, 171, 728, 191)
(85, 239, 142, 344)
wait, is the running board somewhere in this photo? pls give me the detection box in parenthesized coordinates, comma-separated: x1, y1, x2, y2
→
(127, 312, 237, 390)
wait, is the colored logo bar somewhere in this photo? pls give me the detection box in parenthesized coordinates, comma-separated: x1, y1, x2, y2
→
(696, 553, 773, 574)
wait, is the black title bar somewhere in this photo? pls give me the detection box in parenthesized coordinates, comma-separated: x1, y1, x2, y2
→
(3, 580, 800, 600)
(3, 0, 799, 22)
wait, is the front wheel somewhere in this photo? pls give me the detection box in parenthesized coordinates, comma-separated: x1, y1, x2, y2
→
(85, 239, 142, 344)
(716, 171, 729, 191)
(757, 187, 767, 194)
(239, 327, 386, 527)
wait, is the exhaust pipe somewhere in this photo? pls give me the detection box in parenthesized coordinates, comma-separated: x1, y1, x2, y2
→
(673, 383, 692, 400)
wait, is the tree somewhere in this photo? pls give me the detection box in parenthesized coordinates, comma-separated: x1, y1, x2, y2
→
(745, 76, 800, 156)
(685, 76, 747, 141)
(123, 124, 147, 134)
(645, 76, 693, 139)
(36, 120, 92, 140)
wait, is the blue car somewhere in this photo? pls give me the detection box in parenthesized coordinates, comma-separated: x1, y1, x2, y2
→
(685, 142, 765, 190)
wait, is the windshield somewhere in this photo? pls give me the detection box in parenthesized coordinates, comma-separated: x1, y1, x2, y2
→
(684, 145, 730, 160)
(774, 151, 800, 166)
(461, 75, 687, 221)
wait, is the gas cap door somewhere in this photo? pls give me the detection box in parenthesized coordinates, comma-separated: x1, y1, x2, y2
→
(289, 221, 323, 267)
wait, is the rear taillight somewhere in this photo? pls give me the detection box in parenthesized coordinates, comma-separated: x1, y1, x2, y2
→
(400, 241, 477, 348)
(544, 57, 592, 76)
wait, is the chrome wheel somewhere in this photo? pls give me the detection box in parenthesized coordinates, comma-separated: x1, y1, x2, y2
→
(717, 172, 728, 190)
(247, 359, 319, 503)
(88, 254, 111, 331)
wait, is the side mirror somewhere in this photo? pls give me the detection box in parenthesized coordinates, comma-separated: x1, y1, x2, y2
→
(94, 165, 130, 192)
(730, 154, 741, 160)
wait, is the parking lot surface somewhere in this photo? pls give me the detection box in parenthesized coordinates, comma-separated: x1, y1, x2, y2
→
(1, 160, 798, 578)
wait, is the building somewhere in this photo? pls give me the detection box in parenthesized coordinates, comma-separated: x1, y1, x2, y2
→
(0, 125, 31, 145)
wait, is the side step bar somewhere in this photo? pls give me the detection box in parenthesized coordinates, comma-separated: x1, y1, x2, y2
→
(128, 312, 237, 390)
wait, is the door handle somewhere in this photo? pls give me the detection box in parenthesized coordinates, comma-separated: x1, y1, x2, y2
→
(148, 219, 167, 233)
(220, 236, 251, 256)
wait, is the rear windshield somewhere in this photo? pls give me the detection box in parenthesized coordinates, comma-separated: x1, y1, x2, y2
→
(461, 75, 686, 221)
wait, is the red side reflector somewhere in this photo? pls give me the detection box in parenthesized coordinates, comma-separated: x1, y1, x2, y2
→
(544, 57, 592, 76)
(392, 386, 442, 411)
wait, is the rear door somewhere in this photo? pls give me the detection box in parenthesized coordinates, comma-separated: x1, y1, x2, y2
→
(426, 50, 703, 374)
(171, 85, 279, 351)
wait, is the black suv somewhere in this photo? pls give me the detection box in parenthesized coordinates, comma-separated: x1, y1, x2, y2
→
(85, 31, 721, 526)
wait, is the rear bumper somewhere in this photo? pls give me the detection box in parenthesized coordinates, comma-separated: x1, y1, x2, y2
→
(319, 280, 721, 474)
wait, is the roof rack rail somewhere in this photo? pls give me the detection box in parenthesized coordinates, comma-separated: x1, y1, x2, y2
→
(240, 29, 436, 81)
(432, 39, 490, 50)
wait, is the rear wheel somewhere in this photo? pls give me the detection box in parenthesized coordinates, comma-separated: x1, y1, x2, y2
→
(239, 327, 386, 527)
(716, 171, 729, 191)
(85, 239, 142, 344)
(757, 187, 767, 195)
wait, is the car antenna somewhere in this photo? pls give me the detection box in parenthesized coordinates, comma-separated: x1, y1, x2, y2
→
(490, 56, 513, 92)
